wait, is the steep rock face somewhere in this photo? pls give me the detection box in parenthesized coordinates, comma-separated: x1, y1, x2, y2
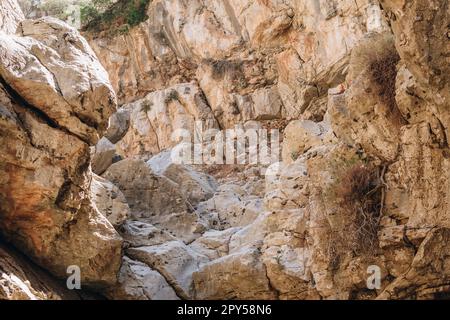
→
(325, 0, 450, 298)
(0, 0, 24, 34)
(87, 0, 388, 128)
(0, 15, 122, 287)
(378, 0, 450, 231)
(0, 240, 85, 300)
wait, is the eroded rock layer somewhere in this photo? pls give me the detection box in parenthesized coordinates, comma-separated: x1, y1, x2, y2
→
(4, 0, 450, 300)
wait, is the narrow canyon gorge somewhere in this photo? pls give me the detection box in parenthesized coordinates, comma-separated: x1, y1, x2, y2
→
(0, 0, 449, 300)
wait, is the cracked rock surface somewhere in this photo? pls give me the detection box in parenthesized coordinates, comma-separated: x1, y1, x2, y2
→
(0, 2, 122, 293)
(2, 0, 449, 300)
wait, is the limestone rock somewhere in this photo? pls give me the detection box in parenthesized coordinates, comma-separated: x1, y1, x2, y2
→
(193, 244, 277, 300)
(0, 241, 82, 300)
(0, 17, 121, 288)
(2, 0, 449, 301)
(378, 228, 450, 300)
(1, 17, 116, 144)
(282, 119, 333, 163)
(0, 0, 24, 34)
(120, 220, 177, 248)
(189, 228, 240, 261)
(90, 174, 131, 227)
(196, 185, 263, 230)
(116, 82, 218, 158)
(127, 241, 209, 299)
(276, 49, 321, 119)
(147, 150, 218, 205)
(105, 108, 130, 144)
(86, 0, 386, 128)
(103, 159, 209, 243)
(105, 256, 179, 300)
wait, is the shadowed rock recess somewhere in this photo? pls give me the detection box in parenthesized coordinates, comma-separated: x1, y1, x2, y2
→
(1, 0, 449, 300)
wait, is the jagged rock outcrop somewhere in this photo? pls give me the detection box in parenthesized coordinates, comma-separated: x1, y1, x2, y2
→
(0, 0, 24, 34)
(0, 9, 122, 288)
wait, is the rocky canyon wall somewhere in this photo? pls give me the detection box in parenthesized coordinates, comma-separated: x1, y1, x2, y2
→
(0, 0, 122, 298)
(1, 0, 449, 300)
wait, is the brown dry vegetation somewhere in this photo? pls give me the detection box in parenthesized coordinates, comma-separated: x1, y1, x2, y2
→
(326, 159, 384, 267)
(204, 59, 245, 82)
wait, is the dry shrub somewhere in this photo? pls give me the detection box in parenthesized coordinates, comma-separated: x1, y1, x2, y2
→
(326, 161, 383, 265)
(202, 164, 243, 180)
(349, 32, 405, 124)
(204, 59, 244, 81)
(369, 49, 399, 113)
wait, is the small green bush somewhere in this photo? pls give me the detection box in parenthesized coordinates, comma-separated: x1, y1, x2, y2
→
(126, 0, 148, 26)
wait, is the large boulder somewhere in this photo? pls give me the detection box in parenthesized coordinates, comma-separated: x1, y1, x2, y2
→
(0, 17, 121, 287)
(127, 240, 209, 299)
(91, 137, 116, 175)
(104, 108, 130, 144)
(1, 17, 117, 144)
(193, 244, 277, 300)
